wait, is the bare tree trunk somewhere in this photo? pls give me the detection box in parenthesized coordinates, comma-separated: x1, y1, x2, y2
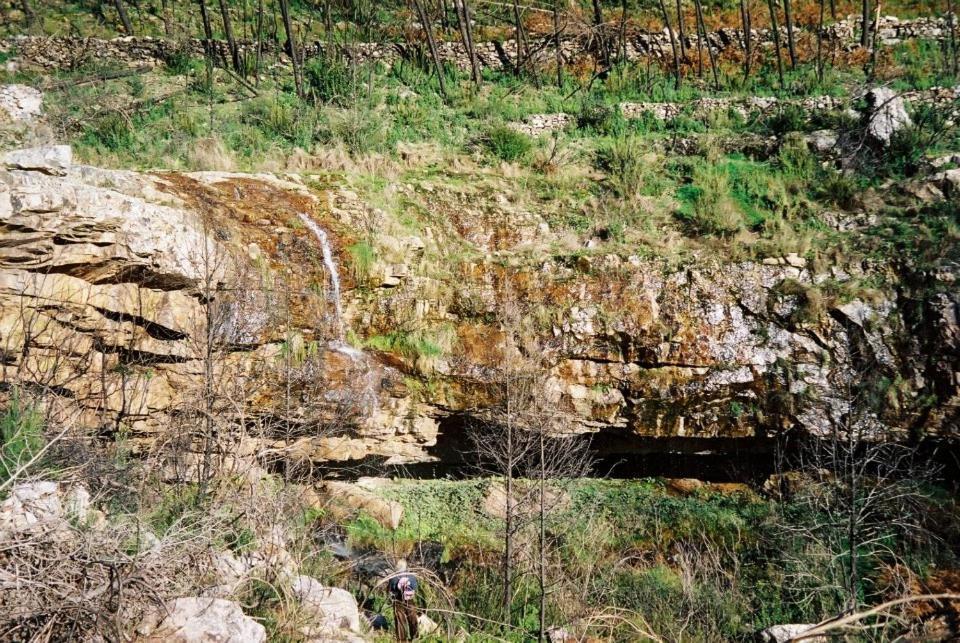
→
(113, 0, 134, 34)
(162, 0, 173, 36)
(513, 0, 526, 75)
(783, 0, 797, 68)
(197, 0, 216, 59)
(950, 0, 959, 75)
(217, 0, 243, 73)
(278, 0, 303, 97)
(860, 0, 870, 47)
(694, 0, 719, 89)
(503, 386, 514, 624)
(412, 0, 448, 96)
(675, 0, 688, 61)
(454, 0, 480, 85)
(554, 0, 563, 87)
(767, 0, 785, 88)
(21, 0, 36, 26)
(741, 0, 752, 82)
(619, 0, 629, 61)
(867, 0, 881, 78)
(658, 0, 682, 89)
(816, 0, 825, 82)
(538, 430, 547, 643)
(255, 0, 265, 81)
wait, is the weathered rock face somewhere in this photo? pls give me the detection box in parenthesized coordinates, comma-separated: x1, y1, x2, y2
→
(134, 597, 266, 643)
(0, 85, 43, 122)
(0, 146, 956, 470)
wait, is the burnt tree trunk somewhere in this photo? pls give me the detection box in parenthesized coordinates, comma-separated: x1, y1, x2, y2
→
(217, 0, 244, 73)
(860, 0, 870, 46)
(278, 0, 303, 97)
(767, 0, 785, 88)
(694, 0, 719, 89)
(412, 0, 448, 96)
(783, 0, 797, 68)
(659, 0, 682, 89)
(676, 0, 688, 60)
(113, 0, 134, 34)
(741, 0, 752, 81)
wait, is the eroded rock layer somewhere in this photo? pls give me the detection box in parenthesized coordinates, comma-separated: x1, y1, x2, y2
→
(0, 147, 957, 467)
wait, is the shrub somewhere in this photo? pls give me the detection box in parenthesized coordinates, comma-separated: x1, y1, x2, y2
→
(481, 125, 532, 162)
(1, 393, 44, 485)
(304, 55, 357, 106)
(83, 112, 134, 152)
(316, 106, 390, 155)
(577, 98, 625, 135)
(347, 240, 377, 284)
(763, 103, 808, 135)
(241, 95, 316, 147)
(675, 163, 744, 236)
(594, 136, 645, 197)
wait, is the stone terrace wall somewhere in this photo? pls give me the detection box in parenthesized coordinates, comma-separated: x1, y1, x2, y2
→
(0, 15, 952, 73)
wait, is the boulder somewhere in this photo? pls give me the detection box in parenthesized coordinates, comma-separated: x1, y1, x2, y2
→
(291, 575, 361, 633)
(759, 623, 825, 642)
(865, 87, 911, 145)
(134, 597, 266, 643)
(323, 481, 403, 530)
(0, 85, 43, 121)
(0, 481, 63, 532)
(934, 167, 960, 197)
(417, 613, 440, 636)
(2, 145, 72, 175)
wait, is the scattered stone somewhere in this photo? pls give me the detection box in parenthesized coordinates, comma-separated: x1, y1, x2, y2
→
(784, 253, 807, 269)
(933, 167, 960, 197)
(323, 481, 403, 530)
(0, 481, 62, 533)
(135, 597, 266, 643)
(0, 84, 43, 121)
(759, 623, 825, 642)
(2, 145, 72, 175)
(805, 129, 837, 154)
(291, 575, 361, 634)
(417, 613, 440, 636)
(865, 87, 912, 145)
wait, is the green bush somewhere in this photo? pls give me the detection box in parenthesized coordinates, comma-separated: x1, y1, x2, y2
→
(482, 126, 532, 162)
(83, 113, 134, 152)
(595, 136, 645, 197)
(1, 394, 44, 485)
(304, 55, 358, 106)
(241, 95, 316, 147)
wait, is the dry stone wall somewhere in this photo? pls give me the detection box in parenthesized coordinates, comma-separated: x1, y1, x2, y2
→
(1, 15, 952, 72)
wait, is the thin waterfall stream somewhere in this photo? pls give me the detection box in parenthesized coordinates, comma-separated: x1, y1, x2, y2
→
(299, 212, 345, 341)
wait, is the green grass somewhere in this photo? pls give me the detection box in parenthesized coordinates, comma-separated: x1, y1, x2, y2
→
(362, 330, 446, 360)
(0, 393, 45, 487)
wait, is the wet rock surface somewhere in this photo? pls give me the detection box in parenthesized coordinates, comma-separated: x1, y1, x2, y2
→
(0, 146, 957, 470)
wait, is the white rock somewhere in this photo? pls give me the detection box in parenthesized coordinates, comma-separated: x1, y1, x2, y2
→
(63, 485, 91, 522)
(3, 145, 73, 175)
(0, 481, 63, 532)
(135, 597, 266, 643)
(0, 85, 43, 121)
(865, 87, 912, 145)
(759, 623, 825, 642)
(291, 575, 361, 633)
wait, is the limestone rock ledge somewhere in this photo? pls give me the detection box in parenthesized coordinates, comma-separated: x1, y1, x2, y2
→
(1, 147, 957, 469)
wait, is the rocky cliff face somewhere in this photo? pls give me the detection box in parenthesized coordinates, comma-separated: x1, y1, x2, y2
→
(1, 145, 957, 470)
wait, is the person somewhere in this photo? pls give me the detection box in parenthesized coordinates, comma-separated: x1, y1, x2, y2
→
(388, 559, 419, 642)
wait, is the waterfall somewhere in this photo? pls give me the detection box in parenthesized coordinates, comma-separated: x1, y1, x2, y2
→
(298, 213, 344, 340)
